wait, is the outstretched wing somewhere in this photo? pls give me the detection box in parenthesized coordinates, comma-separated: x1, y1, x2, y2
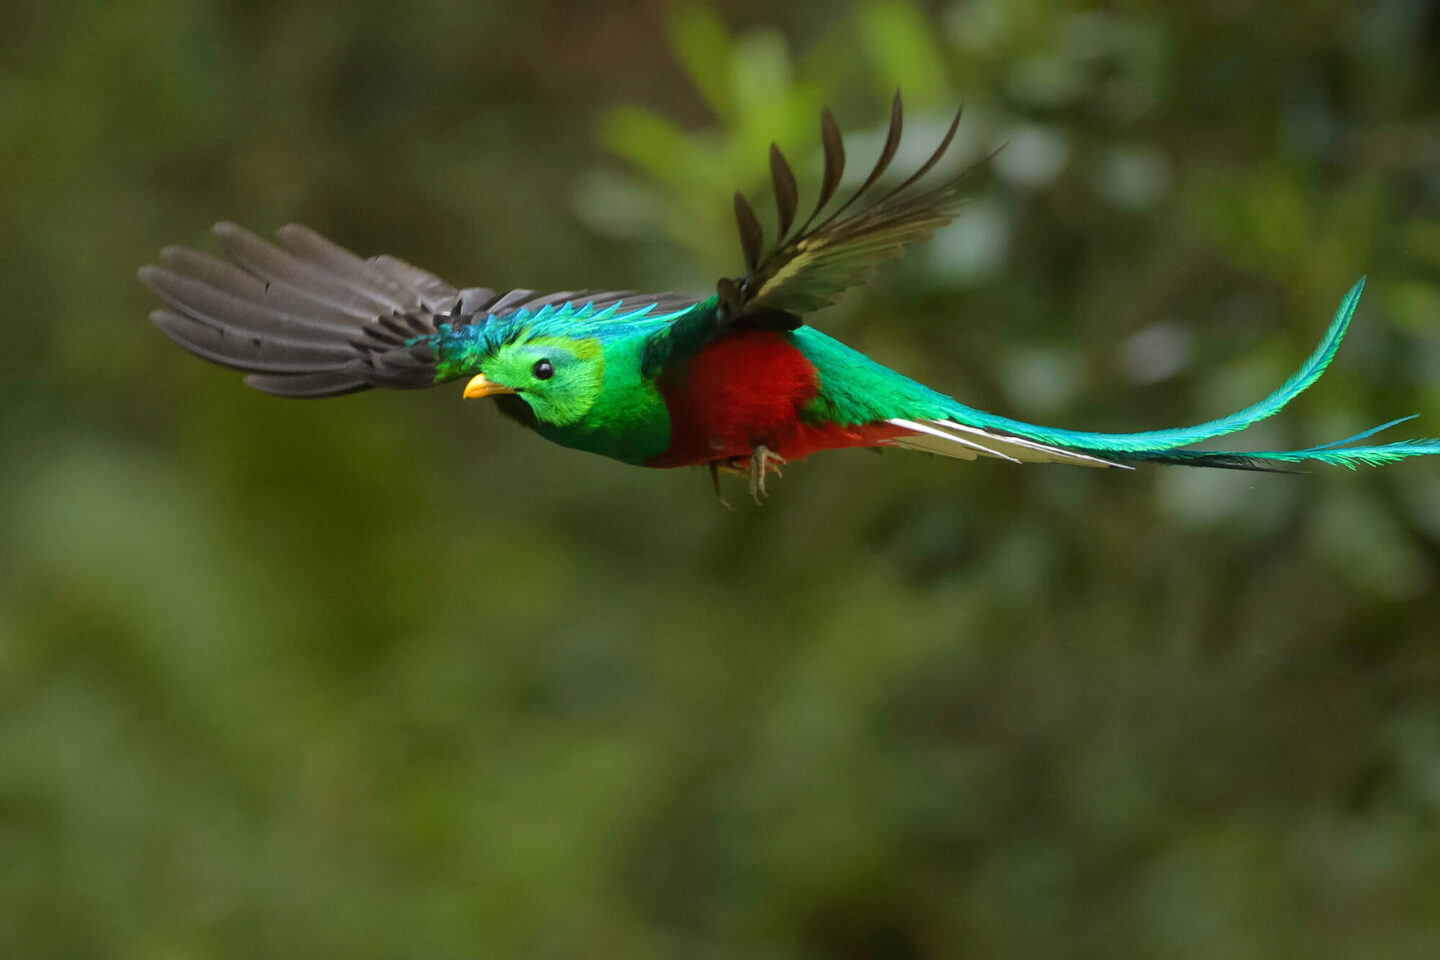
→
(140, 223, 699, 398)
(649, 94, 995, 369)
(728, 92, 993, 323)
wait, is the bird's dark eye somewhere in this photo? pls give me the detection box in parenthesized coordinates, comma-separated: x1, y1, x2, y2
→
(532, 359, 554, 380)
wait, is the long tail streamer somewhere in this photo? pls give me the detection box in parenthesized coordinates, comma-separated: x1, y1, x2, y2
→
(944, 278, 1440, 471)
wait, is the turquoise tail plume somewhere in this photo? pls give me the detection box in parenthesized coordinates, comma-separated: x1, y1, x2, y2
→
(941, 277, 1440, 470)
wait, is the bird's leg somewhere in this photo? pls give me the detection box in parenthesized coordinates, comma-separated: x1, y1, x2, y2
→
(706, 448, 786, 507)
(708, 461, 736, 511)
(747, 445, 786, 504)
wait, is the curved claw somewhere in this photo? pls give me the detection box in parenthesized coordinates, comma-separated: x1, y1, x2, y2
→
(707, 446, 788, 507)
(708, 461, 736, 510)
(747, 445, 787, 504)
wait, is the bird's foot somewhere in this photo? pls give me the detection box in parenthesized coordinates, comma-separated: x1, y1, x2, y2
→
(706, 446, 786, 507)
(747, 445, 786, 505)
(708, 461, 736, 510)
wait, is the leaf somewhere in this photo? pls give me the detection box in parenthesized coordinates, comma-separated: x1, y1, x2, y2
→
(668, 4, 734, 119)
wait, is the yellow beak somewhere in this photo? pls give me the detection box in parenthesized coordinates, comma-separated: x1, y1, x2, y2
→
(463, 374, 517, 399)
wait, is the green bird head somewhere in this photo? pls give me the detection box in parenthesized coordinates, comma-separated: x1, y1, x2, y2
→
(428, 299, 697, 464)
(460, 334, 607, 427)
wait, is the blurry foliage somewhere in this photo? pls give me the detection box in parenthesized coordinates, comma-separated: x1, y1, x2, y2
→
(4, 0, 1440, 958)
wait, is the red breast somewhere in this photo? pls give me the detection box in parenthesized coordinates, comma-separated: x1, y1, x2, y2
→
(648, 330, 907, 467)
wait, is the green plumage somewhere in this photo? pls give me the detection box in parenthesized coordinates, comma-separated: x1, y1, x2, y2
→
(139, 95, 1440, 500)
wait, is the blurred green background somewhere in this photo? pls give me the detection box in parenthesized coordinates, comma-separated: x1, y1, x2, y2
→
(4, 0, 1440, 957)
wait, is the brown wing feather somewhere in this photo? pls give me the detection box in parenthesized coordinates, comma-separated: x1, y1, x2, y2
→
(769, 143, 800, 240)
(725, 94, 994, 321)
(141, 224, 698, 398)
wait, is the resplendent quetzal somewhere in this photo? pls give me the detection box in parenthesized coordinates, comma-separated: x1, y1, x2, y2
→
(140, 95, 1440, 505)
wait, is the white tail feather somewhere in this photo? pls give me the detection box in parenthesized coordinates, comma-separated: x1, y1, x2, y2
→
(886, 418, 1128, 469)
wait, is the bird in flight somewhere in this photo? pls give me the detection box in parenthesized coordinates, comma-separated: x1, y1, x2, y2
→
(140, 94, 1440, 506)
